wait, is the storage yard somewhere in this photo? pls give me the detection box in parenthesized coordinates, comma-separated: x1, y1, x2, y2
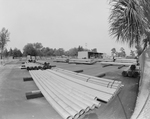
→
(0, 59, 139, 119)
(1, 0, 150, 118)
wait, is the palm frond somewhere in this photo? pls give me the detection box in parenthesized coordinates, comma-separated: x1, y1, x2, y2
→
(109, 0, 148, 47)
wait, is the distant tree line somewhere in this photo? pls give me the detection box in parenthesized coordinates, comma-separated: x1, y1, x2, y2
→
(3, 48, 22, 58)
(111, 47, 140, 58)
(23, 42, 97, 57)
(0, 27, 99, 59)
(111, 47, 126, 57)
(2, 42, 98, 58)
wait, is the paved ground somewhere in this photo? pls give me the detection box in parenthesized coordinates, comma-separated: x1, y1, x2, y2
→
(0, 60, 139, 119)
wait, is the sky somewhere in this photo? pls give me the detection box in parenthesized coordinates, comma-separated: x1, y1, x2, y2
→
(0, 0, 135, 55)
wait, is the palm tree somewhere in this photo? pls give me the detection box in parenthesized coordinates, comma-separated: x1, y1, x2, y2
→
(0, 27, 10, 59)
(130, 50, 135, 57)
(120, 47, 126, 57)
(111, 48, 116, 56)
(109, 0, 150, 56)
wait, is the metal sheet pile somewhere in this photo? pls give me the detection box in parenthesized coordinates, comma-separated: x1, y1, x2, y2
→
(100, 58, 137, 66)
(115, 58, 137, 63)
(29, 68, 122, 119)
(100, 61, 136, 66)
(69, 59, 96, 64)
(54, 58, 69, 63)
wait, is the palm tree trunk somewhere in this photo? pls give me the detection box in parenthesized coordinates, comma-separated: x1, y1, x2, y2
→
(140, 33, 150, 55)
(141, 44, 147, 55)
(140, 36, 150, 56)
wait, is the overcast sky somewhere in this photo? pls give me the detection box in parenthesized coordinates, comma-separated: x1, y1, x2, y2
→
(0, 0, 134, 55)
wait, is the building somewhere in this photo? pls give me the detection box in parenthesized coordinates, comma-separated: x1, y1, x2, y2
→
(78, 51, 103, 59)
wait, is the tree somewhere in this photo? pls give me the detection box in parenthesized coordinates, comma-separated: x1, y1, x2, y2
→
(135, 45, 143, 56)
(53, 48, 57, 56)
(130, 50, 135, 57)
(33, 42, 43, 56)
(139, 0, 150, 52)
(33, 42, 43, 50)
(64, 51, 69, 56)
(78, 46, 84, 51)
(120, 47, 124, 52)
(13, 48, 22, 57)
(23, 43, 37, 56)
(67, 48, 78, 56)
(47, 48, 54, 56)
(109, 0, 150, 56)
(41, 47, 54, 56)
(54, 48, 65, 56)
(8, 48, 13, 56)
(120, 47, 126, 57)
(3, 48, 9, 57)
(111, 48, 116, 56)
(91, 48, 97, 52)
(0, 27, 10, 59)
